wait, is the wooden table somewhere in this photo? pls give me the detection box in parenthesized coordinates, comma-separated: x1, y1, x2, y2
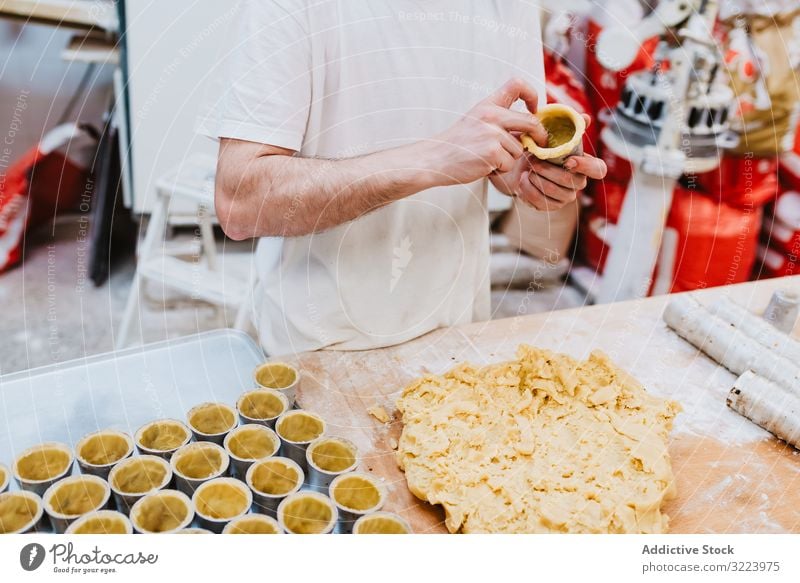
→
(288, 276, 800, 533)
(0, 0, 117, 31)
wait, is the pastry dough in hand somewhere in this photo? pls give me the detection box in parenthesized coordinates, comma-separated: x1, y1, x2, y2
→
(396, 346, 680, 533)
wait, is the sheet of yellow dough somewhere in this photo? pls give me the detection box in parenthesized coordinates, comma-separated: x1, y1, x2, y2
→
(396, 346, 681, 533)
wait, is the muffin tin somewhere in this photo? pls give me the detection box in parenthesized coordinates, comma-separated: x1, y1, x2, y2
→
(0, 331, 409, 534)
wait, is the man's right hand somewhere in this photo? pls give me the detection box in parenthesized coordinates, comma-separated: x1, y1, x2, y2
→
(421, 78, 549, 186)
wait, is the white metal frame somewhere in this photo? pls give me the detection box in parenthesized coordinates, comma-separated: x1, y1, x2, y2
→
(116, 156, 252, 348)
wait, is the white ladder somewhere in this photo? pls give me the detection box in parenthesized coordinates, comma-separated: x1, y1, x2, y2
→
(116, 154, 253, 348)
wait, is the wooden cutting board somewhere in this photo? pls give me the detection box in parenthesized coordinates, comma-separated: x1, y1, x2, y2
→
(285, 276, 800, 533)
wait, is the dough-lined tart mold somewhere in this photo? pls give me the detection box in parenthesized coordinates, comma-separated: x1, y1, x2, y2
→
(253, 362, 299, 405)
(108, 454, 172, 514)
(521, 103, 586, 165)
(222, 513, 283, 534)
(353, 512, 412, 534)
(171, 441, 230, 495)
(275, 409, 326, 473)
(396, 345, 681, 534)
(134, 419, 192, 459)
(187, 402, 238, 445)
(246, 456, 304, 515)
(130, 489, 194, 534)
(192, 477, 252, 533)
(0, 463, 9, 494)
(224, 424, 280, 480)
(12, 442, 74, 496)
(330, 472, 386, 533)
(66, 510, 132, 534)
(306, 436, 358, 495)
(43, 474, 111, 533)
(277, 491, 337, 535)
(237, 388, 289, 428)
(0, 490, 44, 534)
(76, 430, 134, 478)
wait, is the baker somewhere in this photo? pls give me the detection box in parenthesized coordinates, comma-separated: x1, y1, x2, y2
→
(202, 1, 607, 355)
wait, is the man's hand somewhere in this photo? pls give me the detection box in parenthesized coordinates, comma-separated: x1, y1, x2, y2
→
(491, 114, 608, 211)
(421, 78, 549, 185)
(215, 78, 604, 240)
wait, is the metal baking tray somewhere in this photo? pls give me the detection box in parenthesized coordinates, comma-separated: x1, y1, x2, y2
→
(0, 329, 264, 491)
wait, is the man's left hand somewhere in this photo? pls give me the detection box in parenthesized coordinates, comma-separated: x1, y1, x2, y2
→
(490, 114, 608, 211)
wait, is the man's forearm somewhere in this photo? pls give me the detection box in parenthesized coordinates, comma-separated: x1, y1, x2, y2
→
(217, 141, 443, 239)
(215, 79, 572, 239)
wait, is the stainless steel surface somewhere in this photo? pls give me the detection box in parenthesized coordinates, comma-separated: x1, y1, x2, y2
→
(0, 329, 265, 492)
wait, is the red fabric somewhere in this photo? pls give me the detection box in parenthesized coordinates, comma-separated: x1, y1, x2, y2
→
(0, 144, 89, 273)
(578, 208, 612, 273)
(584, 19, 657, 116)
(27, 151, 88, 225)
(589, 178, 628, 224)
(665, 186, 762, 292)
(694, 155, 779, 209)
(543, 51, 597, 155)
(598, 143, 633, 187)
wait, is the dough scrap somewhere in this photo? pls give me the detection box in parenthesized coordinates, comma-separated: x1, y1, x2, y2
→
(368, 406, 391, 424)
(396, 346, 680, 534)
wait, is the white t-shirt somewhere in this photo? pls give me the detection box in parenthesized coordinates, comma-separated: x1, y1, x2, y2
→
(199, 0, 545, 355)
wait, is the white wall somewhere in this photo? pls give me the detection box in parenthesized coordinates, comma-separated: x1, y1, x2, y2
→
(125, 0, 235, 214)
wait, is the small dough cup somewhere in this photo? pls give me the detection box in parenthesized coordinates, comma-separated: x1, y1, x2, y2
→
(223, 424, 280, 480)
(171, 441, 230, 495)
(108, 455, 173, 514)
(277, 491, 338, 535)
(222, 513, 283, 534)
(353, 511, 412, 534)
(76, 430, 134, 478)
(192, 477, 252, 533)
(66, 510, 133, 534)
(521, 103, 586, 165)
(246, 456, 304, 516)
(253, 362, 300, 406)
(134, 419, 192, 460)
(13, 442, 74, 496)
(306, 437, 358, 495)
(130, 489, 194, 534)
(43, 474, 111, 534)
(187, 402, 238, 445)
(0, 490, 45, 534)
(0, 463, 9, 494)
(330, 472, 386, 534)
(176, 527, 212, 534)
(237, 388, 289, 428)
(275, 410, 326, 473)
